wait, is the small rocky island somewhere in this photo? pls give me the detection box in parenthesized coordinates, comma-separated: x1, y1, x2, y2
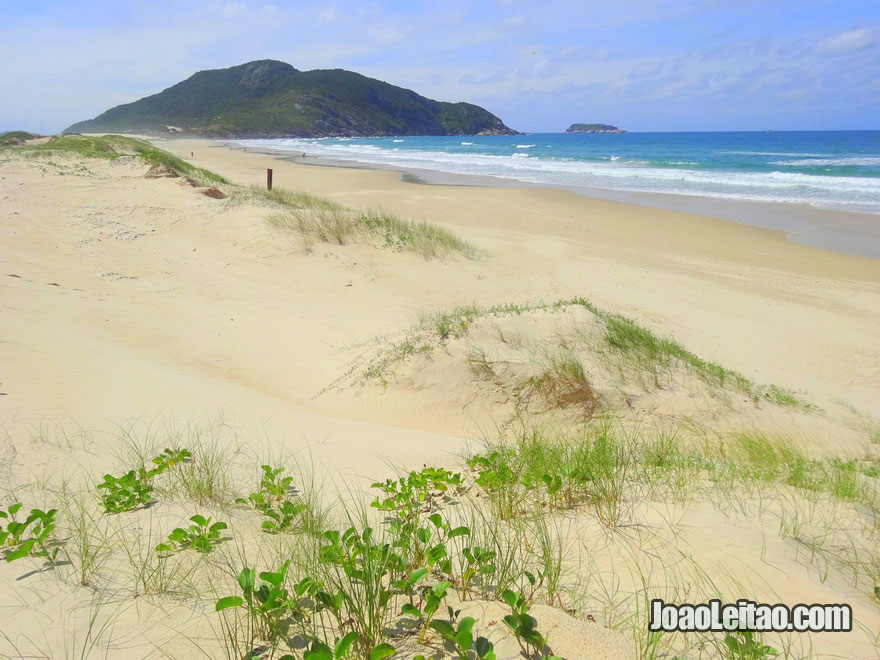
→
(565, 123, 627, 134)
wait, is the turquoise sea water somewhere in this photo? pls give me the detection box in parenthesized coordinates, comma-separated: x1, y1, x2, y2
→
(235, 131, 880, 215)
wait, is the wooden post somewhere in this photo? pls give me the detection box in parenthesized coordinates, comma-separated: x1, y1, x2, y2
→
(267, 168, 273, 191)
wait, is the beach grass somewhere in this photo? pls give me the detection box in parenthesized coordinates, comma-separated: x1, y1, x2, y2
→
(8, 134, 229, 185)
(259, 189, 481, 259)
(3, 135, 477, 259)
(355, 297, 812, 412)
(3, 414, 877, 659)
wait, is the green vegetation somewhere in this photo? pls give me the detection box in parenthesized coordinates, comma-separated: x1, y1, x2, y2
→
(0, 503, 59, 563)
(97, 469, 155, 513)
(723, 630, 779, 659)
(1, 415, 876, 659)
(0, 130, 38, 145)
(155, 514, 228, 555)
(261, 192, 480, 259)
(356, 297, 811, 411)
(423, 615, 497, 660)
(467, 426, 878, 524)
(65, 60, 518, 138)
(6, 134, 228, 185)
(601, 313, 811, 406)
(5, 133, 474, 261)
(236, 464, 320, 534)
(501, 589, 558, 659)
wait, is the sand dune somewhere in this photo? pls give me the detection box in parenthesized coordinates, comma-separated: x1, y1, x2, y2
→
(0, 140, 878, 658)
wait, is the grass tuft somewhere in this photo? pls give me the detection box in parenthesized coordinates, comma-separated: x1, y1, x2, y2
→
(251, 184, 479, 259)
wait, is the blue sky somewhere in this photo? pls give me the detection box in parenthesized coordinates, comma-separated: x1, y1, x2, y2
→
(1, 0, 878, 133)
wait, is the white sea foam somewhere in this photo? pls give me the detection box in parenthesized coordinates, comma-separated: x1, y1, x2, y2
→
(460, 141, 473, 145)
(233, 138, 880, 214)
(516, 144, 536, 148)
(723, 151, 826, 157)
(393, 139, 404, 143)
(770, 157, 880, 167)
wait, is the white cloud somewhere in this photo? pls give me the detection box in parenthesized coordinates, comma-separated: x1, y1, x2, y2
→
(318, 6, 337, 25)
(502, 14, 525, 29)
(222, 2, 247, 17)
(815, 27, 877, 55)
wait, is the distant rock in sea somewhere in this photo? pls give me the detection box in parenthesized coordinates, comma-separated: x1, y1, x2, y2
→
(565, 124, 627, 134)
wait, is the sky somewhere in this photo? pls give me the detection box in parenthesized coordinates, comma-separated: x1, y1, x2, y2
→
(1, 0, 879, 134)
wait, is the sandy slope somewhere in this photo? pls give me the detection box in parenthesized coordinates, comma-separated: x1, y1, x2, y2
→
(1, 142, 879, 658)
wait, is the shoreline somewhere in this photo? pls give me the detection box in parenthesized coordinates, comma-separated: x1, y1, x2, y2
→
(225, 140, 880, 261)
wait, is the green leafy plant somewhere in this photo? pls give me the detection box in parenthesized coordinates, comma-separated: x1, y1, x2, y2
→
(723, 630, 779, 659)
(387, 510, 469, 577)
(155, 514, 227, 555)
(151, 447, 192, 474)
(392, 566, 428, 606)
(459, 545, 497, 600)
(500, 589, 557, 659)
(399, 579, 451, 644)
(371, 467, 463, 521)
(0, 503, 59, 563)
(368, 644, 396, 660)
(301, 632, 359, 660)
(426, 616, 497, 660)
(234, 464, 293, 510)
(216, 561, 297, 641)
(97, 469, 154, 513)
(236, 465, 306, 533)
(296, 634, 395, 660)
(319, 526, 402, 656)
(466, 450, 522, 519)
(256, 464, 294, 503)
(261, 499, 305, 534)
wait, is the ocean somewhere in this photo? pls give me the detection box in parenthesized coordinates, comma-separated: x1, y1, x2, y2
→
(233, 131, 880, 216)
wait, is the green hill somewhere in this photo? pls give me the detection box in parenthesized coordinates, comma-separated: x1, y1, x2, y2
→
(65, 60, 519, 138)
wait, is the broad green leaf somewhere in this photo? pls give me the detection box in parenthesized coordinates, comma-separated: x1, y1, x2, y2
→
(334, 631, 359, 658)
(408, 567, 428, 585)
(429, 619, 454, 640)
(401, 603, 421, 618)
(5, 540, 35, 562)
(237, 567, 255, 593)
(215, 596, 243, 611)
(475, 637, 495, 659)
(304, 651, 332, 660)
(260, 570, 283, 587)
(369, 643, 395, 660)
